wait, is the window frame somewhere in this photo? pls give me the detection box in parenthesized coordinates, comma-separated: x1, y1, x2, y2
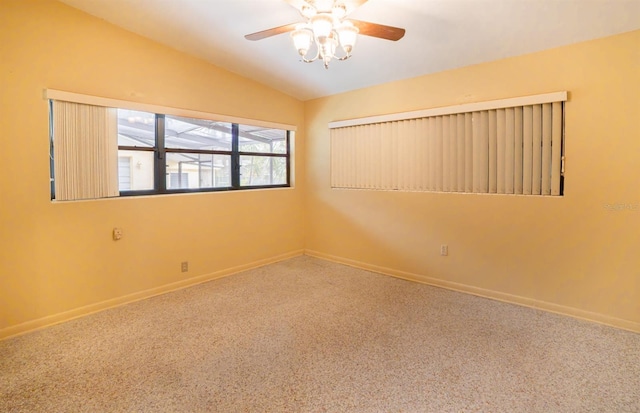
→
(46, 90, 295, 200)
(117, 114, 291, 196)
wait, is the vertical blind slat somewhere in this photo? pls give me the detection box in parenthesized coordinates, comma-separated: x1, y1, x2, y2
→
(369, 124, 376, 189)
(371, 124, 380, 189)
(341, 128, 348, 188)
(376, 124, 385, 189)
(399, 120, 410, 190)
(344, 127, 353, 188)
(496, 109, 506, 194)
(514, 107, 524, 195)
(488, 110, 498, 194)
(442, 116, 450, 192)
(541, 103, 553, 195)
(330, 128, 338, 187)
(504, 108, 515, 194)
(364, 124, 372, 189)
(472, 112, 483, 193)
(448, 115, 457, 192)
(338, 128, 345, 188)
(407, 120, 416, 191)
(480, 111, 489, 193)
(356, 125, 365, 188)
(418, 118, 429, 191)
(435, 116, 443, 192)
(391, 122, 399, 189)
(396, 122, 405, 190)
(532, 104, 543, 195)
(411, 119, 420, 191)
(428, 116, 437, 191)
(337, 127, 345, 188)
(336, 127, 344, 188)
(352, 126, 359, 188)
(456, 114, 465, 192)
(523, 106, 533, 195)
(382, 123, 392, 190)
(464, 113, 473, 193)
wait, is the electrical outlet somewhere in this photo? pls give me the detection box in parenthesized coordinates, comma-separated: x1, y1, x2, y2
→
(440, 245, 448, 256)
(113, 228, 123, 241)
(181, 261, 188, 272)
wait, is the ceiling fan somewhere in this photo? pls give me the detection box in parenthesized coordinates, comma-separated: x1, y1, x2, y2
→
(245, 0, 406, 69)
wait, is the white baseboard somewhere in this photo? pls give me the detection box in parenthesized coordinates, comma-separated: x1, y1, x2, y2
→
(305, 250, 640, 334)
(0, 250, 305, 341)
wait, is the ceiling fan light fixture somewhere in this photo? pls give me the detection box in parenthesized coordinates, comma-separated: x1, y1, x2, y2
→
(292, 4, 358, 69)
(245, 0, 406, 70)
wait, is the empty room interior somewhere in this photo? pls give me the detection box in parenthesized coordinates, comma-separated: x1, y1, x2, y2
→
(1, 0, 639, 411)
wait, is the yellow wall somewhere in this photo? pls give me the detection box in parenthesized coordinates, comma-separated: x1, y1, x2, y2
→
(0, 0, 305, 337)
(304, 30, 640, 331)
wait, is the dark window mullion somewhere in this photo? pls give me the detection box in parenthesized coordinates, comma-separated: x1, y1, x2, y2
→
(166, 148, 233, 156)
(231, 123, 240, 188)
(156, 114, 167, 193)
(118, 146, 155, 152)
(286, 130, 291, 185)
(237, 151, 288, 158)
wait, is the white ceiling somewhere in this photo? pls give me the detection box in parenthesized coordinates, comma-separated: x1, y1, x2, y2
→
(58, 0, 640, 101)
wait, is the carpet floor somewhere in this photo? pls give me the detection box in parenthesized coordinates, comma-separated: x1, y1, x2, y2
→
(1, 256, 639, 412)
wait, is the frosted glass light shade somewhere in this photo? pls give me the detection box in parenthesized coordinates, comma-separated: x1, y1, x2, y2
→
(291, 27, 313, 56)
(311, 14, 334, 39)
(332, 4, 347, 19)
(337, 22, 358, 54)
(301, 5, 316, 19)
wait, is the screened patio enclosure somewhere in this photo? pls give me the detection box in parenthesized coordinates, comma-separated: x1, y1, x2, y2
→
(117, 109, 288, 192)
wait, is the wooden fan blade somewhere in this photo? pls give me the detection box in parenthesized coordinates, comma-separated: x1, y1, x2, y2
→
(283, 0, 311, 12)
(245, 23, 300, 41)
(343, 0, 369, 13)
(284, 0, 368, 14)
(350, 19, 405, 41)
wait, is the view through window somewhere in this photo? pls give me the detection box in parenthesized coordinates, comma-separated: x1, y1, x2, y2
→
(50, 101, 292, 200)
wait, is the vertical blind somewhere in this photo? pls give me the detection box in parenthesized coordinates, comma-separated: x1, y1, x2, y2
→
(52, 100, 119, 200)
(330, 93, 565, 196)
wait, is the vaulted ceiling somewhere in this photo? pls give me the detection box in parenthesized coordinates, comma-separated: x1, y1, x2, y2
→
(58, 0, 640, 101)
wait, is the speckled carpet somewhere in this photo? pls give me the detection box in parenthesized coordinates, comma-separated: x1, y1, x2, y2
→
(1, 256, 639, 412)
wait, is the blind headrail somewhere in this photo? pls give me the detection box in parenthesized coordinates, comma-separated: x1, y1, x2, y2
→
(45, 89, 297, 132)
(329, 91, 567, 129)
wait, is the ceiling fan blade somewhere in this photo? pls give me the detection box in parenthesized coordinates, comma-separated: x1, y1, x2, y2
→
(343, 0, 369, 13)
(283, 0, 368, 14)
(350, 19, 405, 41)
(245, 23, 300, 41)
(283, 0, 311, 12)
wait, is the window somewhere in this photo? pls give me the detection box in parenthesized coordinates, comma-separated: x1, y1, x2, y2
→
(118, 157, 132, 191)
(330, 92, 566, 196)
(49, 94, 293, 201)
(238, 125, 288, 187)
(117, 109, 155, 192)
